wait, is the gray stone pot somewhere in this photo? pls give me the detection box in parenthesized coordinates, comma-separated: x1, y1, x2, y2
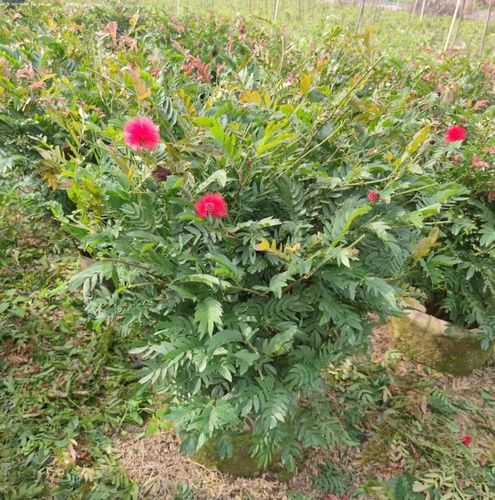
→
(389, 308, 494, 376)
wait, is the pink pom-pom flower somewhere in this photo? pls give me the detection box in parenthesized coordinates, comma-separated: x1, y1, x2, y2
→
(123, 117, 160, 150)
(367, 190, 380, 203)
(444, 125, 467, 143)
(195, 193, 228, 219)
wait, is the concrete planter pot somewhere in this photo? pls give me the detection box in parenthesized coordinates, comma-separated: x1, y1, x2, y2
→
(389, 308, 494, 376)
(191, 432, 275, 478)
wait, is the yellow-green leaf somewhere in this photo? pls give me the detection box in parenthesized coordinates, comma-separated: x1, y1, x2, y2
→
(406, 125, 431, 155)
(254, 239, 270, 251)
(412, 227, 440, 260)
(300, 73, 312, 94)
(240, 89, 261, 105)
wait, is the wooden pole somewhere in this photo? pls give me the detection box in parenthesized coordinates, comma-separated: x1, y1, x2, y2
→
(444, 0, 462, 51)
(480, 0, 493, 56)
(356, 0, 366, 33)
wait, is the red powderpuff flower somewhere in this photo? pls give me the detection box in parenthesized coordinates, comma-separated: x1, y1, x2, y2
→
(195, 193, 228, 219)
(367, 190, 380, 203)
(123, 117, 160, 150)
(444, 125, 467, 143)
(461, 435, 472, 446)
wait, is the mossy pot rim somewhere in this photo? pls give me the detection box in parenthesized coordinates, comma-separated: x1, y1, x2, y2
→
(389, 307, 494, 376)
(401, 308, 483, 340)
(190, 431, 281, 478)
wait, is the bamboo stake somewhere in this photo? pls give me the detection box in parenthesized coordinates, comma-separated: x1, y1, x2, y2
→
(444, 0, 462, 52)
(453, 0, 466, 44)
(273, 0, 280, 22)
(176, 0, 180, 16)
(419, 0, 427, 21)
(411, 0, 419, 17)
(479, 0, 493, 56)
(356, 0, 366, 33)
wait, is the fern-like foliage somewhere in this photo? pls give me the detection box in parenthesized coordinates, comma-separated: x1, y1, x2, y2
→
(312, 461, 351, 495)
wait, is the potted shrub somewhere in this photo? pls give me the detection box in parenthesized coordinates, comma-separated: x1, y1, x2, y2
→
(53, 104, 466, 475)
(391, 126, 495, 376)
(40, 16, 464, 473)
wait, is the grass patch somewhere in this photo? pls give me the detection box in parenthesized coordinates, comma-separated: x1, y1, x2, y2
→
(0, 188, 147, 498)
